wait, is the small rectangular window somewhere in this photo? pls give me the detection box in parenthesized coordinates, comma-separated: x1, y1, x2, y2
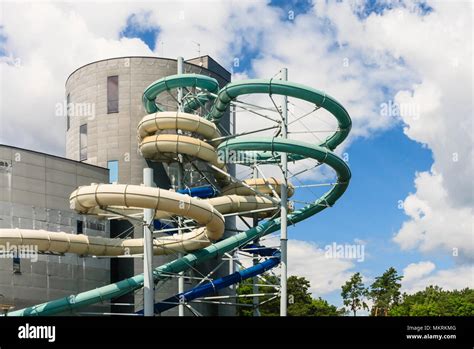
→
(13, 253, 21, 274)
(66, 93, 71, 131)
(77, 220, 83, 234)
(79, 124, 87, 161)
(107, 160, 119, 183)
(107, 75, 119, 113)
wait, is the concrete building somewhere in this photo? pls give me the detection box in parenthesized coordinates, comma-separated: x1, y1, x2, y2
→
(65, 56, 231, 175)
(0, 56, 234, 316)
(64, 56, 234, 316)
(0, 144, 110, 314)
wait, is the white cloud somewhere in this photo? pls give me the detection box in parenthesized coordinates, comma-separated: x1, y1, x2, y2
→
(402, 261, 474, 293)
(253, 234, 356, 296)
(0, 2, 153, 155)
(307, 1, 473, 264)
(308, 0, 473, 290)
(402, 260, 436, 284)
(382, 2, 473, 280)
(245, 11, 401, 145)
(0, 1, 406, 174)
(393, 171, 473, 261)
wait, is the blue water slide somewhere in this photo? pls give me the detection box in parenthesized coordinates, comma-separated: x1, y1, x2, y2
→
(177, 185, 219, 199)
(138, 248, 280, 314)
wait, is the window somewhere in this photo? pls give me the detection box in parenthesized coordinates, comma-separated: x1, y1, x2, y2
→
(13, 253, 21, 274)
(107, 160, 119, 183)
(66, 93, 71, 131)
(107, 75, 119, 113)
(77, 220, 83, 234)
(79, 124, 87, 161)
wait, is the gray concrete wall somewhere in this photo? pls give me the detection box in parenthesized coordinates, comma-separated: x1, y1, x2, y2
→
(0, 145, 110, 314)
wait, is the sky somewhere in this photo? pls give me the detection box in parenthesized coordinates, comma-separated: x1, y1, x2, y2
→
(0, 0, 472, 310)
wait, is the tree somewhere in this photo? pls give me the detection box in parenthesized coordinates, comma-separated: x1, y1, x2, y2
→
(308, 298, 344, 316)
(287, 276, 313, 305)
(341, 272, 369, 316)
(390, 286, 474, 316)
(369, 267, 403, 316)
(236, 274, 279, 316)
(237, 274, 343, 316)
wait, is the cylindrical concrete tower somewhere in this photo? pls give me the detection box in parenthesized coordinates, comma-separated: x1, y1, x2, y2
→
(65, 56, 233, 316)
(66, 56, 230, 182)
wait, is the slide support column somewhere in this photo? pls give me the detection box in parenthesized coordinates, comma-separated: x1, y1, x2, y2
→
(143, 168, 154, 316)
(280, 68, 288, 317)
(177, 56, 185, 317)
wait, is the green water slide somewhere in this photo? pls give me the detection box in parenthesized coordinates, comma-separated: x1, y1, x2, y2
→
(8, 74, 351, 316)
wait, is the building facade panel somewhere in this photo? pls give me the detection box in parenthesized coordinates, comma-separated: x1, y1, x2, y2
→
(0, 144, 110, 314)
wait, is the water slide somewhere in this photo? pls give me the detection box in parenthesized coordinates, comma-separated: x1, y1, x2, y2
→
(138, 245, 280, 314)
(2, 72, 351, 316)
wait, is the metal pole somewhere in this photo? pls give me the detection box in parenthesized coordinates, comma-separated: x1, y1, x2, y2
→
(143, 168, 154, 316)
(228, 252, 234, 292)
(230, 103, 237, 313)
(252, 164, 260, 317)
(177, 56, 184, 112)
(177, 56, 185, 317)
(280, 68, 288, 317)
(232, 104, 237, 137)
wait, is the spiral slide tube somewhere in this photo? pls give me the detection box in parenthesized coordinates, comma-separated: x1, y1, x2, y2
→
(5, 73, 351, 316)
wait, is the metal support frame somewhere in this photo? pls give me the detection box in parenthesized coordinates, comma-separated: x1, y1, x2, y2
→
(185, 304, 203, 317)
(201, 293, 279, 300)
(252, 164, 260, 317)
(209, 164, 279, 204)
(190, 299, 254, 307)
(177, 56, 185, 317)
(279, 68, 288, 317)
(143, 168, 154, 316)
(148, 66, 289, 318)
(223, 207, 277, 217)
(222, 252, 237, 293)
(210, 125, 280, 143)
(253, 164, 281, 200)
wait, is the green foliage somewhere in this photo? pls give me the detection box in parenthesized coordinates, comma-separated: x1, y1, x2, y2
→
(287, 276, 313, 305)
(307, 297, 344, 316)
(390, 286, 474, 316)
(237, 267, 474, 317)
(236, 274, 280, 316)
(236, 274, 343, 316)
(369, 267, 403, 316)
(341, 272, 369, 316)
(286, 276, 344, 316)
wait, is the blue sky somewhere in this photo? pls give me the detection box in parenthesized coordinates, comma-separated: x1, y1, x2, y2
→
(1, 1, 471, 310)
(256, 0, 466, 306)
(116, 1, 463, 305)
(120, 12, 159, 51)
